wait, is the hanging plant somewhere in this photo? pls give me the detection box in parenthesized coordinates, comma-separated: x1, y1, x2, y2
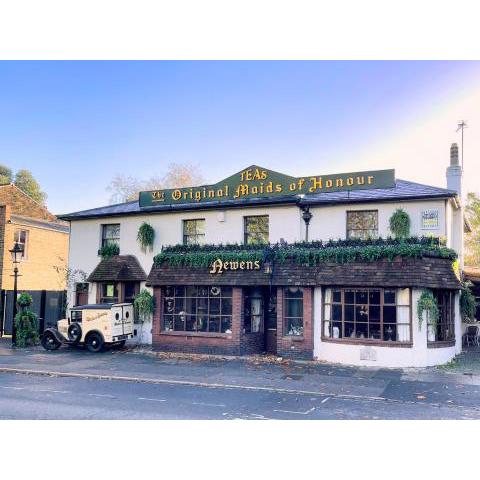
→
(417, 289, 439, 330)
(133, 289, 154, 323)
(137, 222, 155, 252)
(389, 209, 411, 239)
(99, 243, 120, 259)
(460, 284, 477, 323)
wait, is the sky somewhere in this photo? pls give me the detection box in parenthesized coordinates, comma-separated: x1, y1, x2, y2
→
(1, 60, 479, 214)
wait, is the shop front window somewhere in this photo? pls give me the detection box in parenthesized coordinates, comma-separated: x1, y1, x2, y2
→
(284, 287, 303, 336)
(244, 215, 269, 245)
(183, 219, 205, 245)
(100, 283, 119, 303)
(163, 286, 232, 334)
(428, 290, 455, 344)
(323, 287, 411, 343)
(346, 210, 378, 239)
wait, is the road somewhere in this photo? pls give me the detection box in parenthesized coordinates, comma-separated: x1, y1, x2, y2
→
(1, 372, 480, 419)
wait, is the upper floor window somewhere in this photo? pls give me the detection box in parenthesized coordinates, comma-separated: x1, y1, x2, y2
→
(13, 229, 28, 260)
(101, 224, 120, 248)
(347, 210, 378, 240)
(244, 215, 269, 245)
(183, 219, 205, 245)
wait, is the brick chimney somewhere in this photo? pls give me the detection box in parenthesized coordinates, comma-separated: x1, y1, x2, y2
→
(446, 142, 462, 197)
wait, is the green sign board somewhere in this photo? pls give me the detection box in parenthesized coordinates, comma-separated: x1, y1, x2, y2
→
(139, 165, 395, 208)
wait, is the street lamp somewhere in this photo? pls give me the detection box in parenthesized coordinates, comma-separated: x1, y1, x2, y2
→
(9, 242, 23, 345)
(301, 207, 313, 242)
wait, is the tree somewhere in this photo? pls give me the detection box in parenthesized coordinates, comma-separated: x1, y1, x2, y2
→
(107, 162, 206, 204)
(14, 169, 47, 204)
(0, 164, 13, 184)
(465, 192, 480, 266)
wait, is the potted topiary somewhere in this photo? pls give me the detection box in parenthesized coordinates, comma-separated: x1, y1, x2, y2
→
(14, 293, 40, 348)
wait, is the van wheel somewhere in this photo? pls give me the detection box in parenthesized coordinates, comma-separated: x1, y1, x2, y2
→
(41, 331, 61, 351)
(85, 332, 104, 353)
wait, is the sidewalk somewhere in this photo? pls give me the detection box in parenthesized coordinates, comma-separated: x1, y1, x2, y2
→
(1, 338, 480, 408)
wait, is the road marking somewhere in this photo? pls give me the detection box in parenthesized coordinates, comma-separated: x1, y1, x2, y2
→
(88, 393, 116, 399)
(137, 397, 166, 402)
(0, 386, 25, 390)
(274, 407, 316, 415)
(37, 389, 71, 394)
(192, 402, 226, 408)
(321, 397, 330, 404)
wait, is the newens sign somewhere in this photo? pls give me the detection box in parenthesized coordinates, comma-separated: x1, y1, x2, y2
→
(139, 165, 395, 208)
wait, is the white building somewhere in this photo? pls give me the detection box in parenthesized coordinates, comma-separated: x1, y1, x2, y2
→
(60, 144, 468, 367)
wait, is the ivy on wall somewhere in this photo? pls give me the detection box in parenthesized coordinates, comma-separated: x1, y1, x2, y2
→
(153, 236, 457, 268)
(460, 284, 478, 323)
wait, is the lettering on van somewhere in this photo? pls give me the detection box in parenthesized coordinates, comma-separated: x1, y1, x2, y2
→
(209, 258, 261, 275)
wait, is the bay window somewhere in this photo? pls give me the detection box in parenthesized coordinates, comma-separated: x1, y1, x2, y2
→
(428, 290, 455, 344)
(323, 287, 411, 343)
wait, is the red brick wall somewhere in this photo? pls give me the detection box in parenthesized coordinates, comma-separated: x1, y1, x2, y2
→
(277, 287, 314, 360)
(152, 286, 244, 355)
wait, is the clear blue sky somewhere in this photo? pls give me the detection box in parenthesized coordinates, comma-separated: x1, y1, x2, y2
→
(1, 61, 480, 214)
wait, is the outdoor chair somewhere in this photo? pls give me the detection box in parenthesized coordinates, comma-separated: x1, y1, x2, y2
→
(463, 325, 479, 347)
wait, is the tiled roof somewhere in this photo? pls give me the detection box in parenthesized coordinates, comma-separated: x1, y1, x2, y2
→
(10, 214, 70, 233)
(87, 255, 147, 283)
(59, 179, 457, 220)
(147, 256, 461, 290)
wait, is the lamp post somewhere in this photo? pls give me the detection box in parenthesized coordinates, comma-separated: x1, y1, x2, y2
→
(9, 242, 23, 346)
(301, 207, 313, 242)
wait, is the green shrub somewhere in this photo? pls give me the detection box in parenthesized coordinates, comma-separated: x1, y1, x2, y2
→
(14, 294, 39, 348)
(389, 209, 411, 239)
(99, 243, 120, 259)
(460, 286, 477, 323)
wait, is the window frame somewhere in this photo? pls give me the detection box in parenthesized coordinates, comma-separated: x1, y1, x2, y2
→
(283, 287, 304, 337)
(427, 290, 456, 347)
(162, 285, 233, 335)
(244, 215, 269, 245)
(101, 223, 120, 248)
(346, 210, 379, 240)
(321, 287, 413, 346)
(99, 282, 119, 304)
(182, 219, 206, 245)
(13, 229, 29, 261)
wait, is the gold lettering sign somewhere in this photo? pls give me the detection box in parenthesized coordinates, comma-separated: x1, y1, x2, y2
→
(209, 258, 261, 274)
(139, 165, 396, 208)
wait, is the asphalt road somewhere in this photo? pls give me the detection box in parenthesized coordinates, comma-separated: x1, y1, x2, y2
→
(1, 372, 480, 419)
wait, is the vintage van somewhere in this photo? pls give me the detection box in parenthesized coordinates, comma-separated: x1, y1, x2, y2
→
(41, 303, 134, 352)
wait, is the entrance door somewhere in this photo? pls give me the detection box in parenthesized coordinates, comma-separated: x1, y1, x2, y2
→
(264, 288, 277, 354)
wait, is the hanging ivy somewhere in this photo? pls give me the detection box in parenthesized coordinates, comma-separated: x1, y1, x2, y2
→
(99, 243, 120, 259)
(389, 209, 411, 239)
(460, 284, 477, 323)
(153, 236, 457, 268)
(133, 289, 154, 323)
(137, 222, 155, 252)
(417, 289, 439, 330)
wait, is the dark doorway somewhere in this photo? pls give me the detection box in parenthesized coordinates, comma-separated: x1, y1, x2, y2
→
(264, 288, 277, 355)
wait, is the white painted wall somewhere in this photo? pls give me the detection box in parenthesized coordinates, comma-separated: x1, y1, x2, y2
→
(313, 288, 459, 367)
